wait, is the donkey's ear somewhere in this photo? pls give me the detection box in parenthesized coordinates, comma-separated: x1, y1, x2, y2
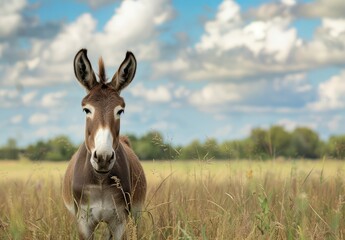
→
(74, 49, 98, 92)
(109, 51, 136, 93)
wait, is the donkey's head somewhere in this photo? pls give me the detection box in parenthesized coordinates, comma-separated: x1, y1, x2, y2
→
(74, 49, 136, 174)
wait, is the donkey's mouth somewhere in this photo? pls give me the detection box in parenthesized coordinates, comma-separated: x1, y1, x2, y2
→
(94, 169, 110, 174)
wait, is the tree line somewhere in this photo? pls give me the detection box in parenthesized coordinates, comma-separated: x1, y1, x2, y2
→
(1, 126, 345, 161)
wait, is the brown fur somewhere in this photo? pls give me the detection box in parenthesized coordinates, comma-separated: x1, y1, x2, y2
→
(98, 57, 107, 84)
(120, 136, 132, 148)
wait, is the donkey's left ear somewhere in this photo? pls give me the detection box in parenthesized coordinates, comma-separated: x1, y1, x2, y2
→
(109, 51, 137, 93)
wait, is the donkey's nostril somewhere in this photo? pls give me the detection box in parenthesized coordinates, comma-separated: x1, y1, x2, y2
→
(110, 151, 115, 161)
(93, 151, 98, 161)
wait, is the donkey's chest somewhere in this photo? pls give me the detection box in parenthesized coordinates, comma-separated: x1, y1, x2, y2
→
(79, 185, 126, 222)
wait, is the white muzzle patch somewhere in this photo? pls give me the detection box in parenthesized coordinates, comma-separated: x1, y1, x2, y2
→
(90, 128, 116, 172)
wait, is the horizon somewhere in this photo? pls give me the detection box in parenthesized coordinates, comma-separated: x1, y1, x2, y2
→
(1, 0, 345, 147)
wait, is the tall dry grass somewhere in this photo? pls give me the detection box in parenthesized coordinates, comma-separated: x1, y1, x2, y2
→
(0, 159, 344, 239)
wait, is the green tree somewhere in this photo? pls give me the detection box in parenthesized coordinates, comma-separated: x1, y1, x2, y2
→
(203, 138, 221, 159)
(25, 140, 49, 160)
(328, 135, 345, 159)
(220, 139, 252, 159)
(179, 140, 205, 160)
(249, 128, 271, 159)
(46, 135, 77, 161)
(130, 131, 175, 160)
(25, 135, 76, 161)
(291, 127, 321, 159)
(268, 126, 293, 157)
(0, 138, 19, 160)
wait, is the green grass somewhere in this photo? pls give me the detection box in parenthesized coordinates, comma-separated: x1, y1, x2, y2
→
(0, 159, 344, 239)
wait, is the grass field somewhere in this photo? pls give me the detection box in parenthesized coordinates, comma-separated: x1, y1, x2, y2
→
(0, 159, 344, 239)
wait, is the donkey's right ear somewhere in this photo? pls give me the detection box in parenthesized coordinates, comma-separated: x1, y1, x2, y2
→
(74, 49, 98, 92)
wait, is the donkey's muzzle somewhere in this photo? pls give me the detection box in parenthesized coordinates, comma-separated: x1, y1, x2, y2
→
(91, 150, 116, 173)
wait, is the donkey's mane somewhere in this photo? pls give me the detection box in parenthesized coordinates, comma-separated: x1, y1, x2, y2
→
(98, 57, 107, 84)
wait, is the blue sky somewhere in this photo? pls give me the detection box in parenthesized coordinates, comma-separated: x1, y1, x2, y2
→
(1, 0, 345, 147)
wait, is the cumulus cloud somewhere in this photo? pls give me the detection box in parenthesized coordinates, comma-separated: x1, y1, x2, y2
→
(154, 0, 345, 83)
(189, 83, 244, 108)
(5, 13, 97, 87)
(77, 0, 117, 9)
(1, 0, 174, 88)
(321, 18, 345, 38)
(93, 0, 174, 63)
(22, 91, 37, 104)
(307, 70, 345, 111)
(0, 0, 62, 76)
(246, 0, 295, 21)
(155, 0, 304, 81)
(129, 83, 172, 103)
(149, 121, 173, 131)
(10, 114, 23, 124)
(296, 0, 345, 18)
(327, 115, 343, 131)
(276, 118, 317, 131)
(272, 73, 311, 93)
(41, 91, 67, 108)
(188, 73, 312, 113)
(235, 6, 298, 56)
(0, 89, 20, 107)
(33, 124, 83, 139)
(0, 0, 26, 38)
(29, 113, 50, 125)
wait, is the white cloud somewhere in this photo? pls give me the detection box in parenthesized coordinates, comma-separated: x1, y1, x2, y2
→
(77, 0, 116, 9)
(155, 0, 345, 83)
(129, 83, 172, 103)
(93, 0, 174, 64)
(153, 58, 190, 80)
(174, 86, 191, 99)
(186, 72, 313, 114)
(322, 18, 345, 37)
(0, 89, 19, 107)
(43, 13, 97, 63)
(10, 114, 23, 124)
(276, 119, 317, 131)
(0, 13, 95, 87)
(273, 73, 311, 93)
(196, 0, 241, 53)
(41, 91, 67, 108)
(155, 0, 305, 81)
(196, 0, 299, 62)
(0, 89, 18, 99)
(22, 91, 37, 104)
(281, 0, 296, 6)
(189, 83, 244, 108)
(33, 124, 83, 139)
(150, 121, 172, 131)
(297, 0, 345, 18)
(3, 0, 173, 87)
(307, 70, 345, 111)
(0, 0, 26, 37)
(29, 113, 50, 125)
(238, 124, 253, 138)
(214, 125, 233, 138)
(327, 115, 342, 131)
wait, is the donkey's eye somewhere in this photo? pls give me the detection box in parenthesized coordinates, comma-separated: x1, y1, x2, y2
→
(83, 108, 91, 114)
(117, 109, 124, 116)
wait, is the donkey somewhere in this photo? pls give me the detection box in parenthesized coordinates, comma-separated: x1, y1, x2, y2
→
(63, 49, 147, 240)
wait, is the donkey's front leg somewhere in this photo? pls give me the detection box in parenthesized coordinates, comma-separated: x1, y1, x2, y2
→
(77, 216, 97, 240)
(108, 220, 126, 240)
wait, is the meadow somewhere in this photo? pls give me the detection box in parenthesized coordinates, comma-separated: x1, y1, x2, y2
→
(0, 159, 344, 239)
